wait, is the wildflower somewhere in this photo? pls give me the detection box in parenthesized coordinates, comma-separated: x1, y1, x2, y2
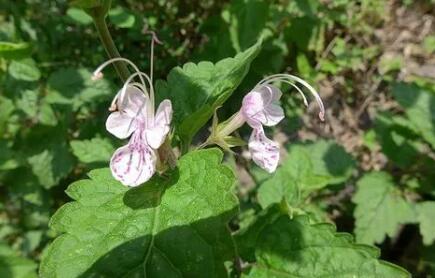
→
(207, 74, 324, 173)
(92, 57, 172, 186)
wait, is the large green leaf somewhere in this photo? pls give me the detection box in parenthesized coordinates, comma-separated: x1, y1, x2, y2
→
(392, 82, 435, 149)
(0, 243, 37, 278)
(40, 149, 238, 277)
(156, 39, 262, 147)
(353, 172, 416, 245)
(416, 202, 435, 246)
(238, 208, 410, 277)
(257, 140, 355, 209)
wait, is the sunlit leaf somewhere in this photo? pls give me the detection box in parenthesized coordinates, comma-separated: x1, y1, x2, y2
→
(40, 149, 238, 277)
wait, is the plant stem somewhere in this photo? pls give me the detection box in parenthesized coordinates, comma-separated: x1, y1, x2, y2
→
(93, 15, 130, 82)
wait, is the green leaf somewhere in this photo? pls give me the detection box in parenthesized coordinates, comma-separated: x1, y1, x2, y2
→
(239, 208, 410, 277)
(0, 243, 37, 278)
(16, 90, 58, 126)
(374, 112, 427, 168)
(8, 59, 41, 82)
(70, 137, 114, 163)
(392, 82, 435, 149)
(0, 42, 31, 60)
(416, 202, 435, 245)
(353, 172, 416, 245)
(27, 144, 74, 189)
(156, 39, 262, 147)
(0, 141, 20, 171)
(109, 6, 135, 28)
(257, 140, 355, 209)
(46, 67, 113, 110)
(66, 8, 93, 25)
(40, 149, 238, 277)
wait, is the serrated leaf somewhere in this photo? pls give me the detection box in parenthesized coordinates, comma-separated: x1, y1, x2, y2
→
(258, 140, 355, 209)
(40, 149, 238, 277)
(70, 137, 114, 163)
(392, 82, 435, 149)
(46, 67, 113, 110)
(0, 243, 37, 278)
(16, 90, 58, 126)
(416, 202, 435, 245)
(156, 39, 262, 146)
(8, 59, 41, 82)
(353, 172, 416, 245)
(238, 208, 410, 277)
(27, 144, 74, 189)
(0, 42, 31, 60)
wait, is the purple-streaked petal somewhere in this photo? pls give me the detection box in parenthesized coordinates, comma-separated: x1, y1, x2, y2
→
(106, 111, 137, 139)
(110, 133, 157, 187)
(145, 99, 172, 149)
(248, 127, 280, 173)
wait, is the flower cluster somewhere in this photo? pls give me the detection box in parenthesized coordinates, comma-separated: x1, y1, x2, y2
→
(93, 58, 172, 187)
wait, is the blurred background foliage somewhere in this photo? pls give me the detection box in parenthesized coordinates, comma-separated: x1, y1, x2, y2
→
(0, 0, 435, 276)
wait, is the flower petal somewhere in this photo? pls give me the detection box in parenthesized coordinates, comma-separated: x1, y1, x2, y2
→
(242, 85, 284, 128)
(110, 134, 157, 187)
(106, 111, 138, 139)
(120, 86, 148, 119)
(248, 127, 280, 173)
(145, 99, 172, 149)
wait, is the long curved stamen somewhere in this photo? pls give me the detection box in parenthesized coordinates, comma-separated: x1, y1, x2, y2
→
(92, 57, 148, 97)
(258, 74, 325, 121)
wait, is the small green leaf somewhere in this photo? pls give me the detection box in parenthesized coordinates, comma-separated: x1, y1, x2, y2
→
(40, 149, 238, 277)
(70, 137, 115, 163)
(27, 144, 74, 189)
(416, 202, 435, 245)
(0, 141, 20, 171)
(238, 208, 410, 277)
(0, 42, 31, 60)
(353, 172, 416, 245)
(257, 140, 355, 209)
(108, 6, 135, 28)
(66, 8, 93, 25)
(156, 39, 262, 147)
(0, 243, 37, 278)
(392, 82, 435, 149)
(8, 59, 41, 82)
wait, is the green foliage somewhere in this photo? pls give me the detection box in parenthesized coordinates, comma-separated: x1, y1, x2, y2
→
(238, 208, 410, 278)
(416, 202, 435, 245)
(257, 140, 355, 209)
(8, 59, 41, 82)
(392, 82, 435, 149)
(40, 149, 238, 277)
(156, 39, 262, 148)
(0, 243, 37, 278)
(353, 172, 416, 244)
(70, 137, 115, 164)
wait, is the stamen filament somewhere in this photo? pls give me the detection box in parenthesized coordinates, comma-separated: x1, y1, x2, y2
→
(258, 74, 325, 121)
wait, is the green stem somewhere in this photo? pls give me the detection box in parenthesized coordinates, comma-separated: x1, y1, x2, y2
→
(93, 15, 130, 82)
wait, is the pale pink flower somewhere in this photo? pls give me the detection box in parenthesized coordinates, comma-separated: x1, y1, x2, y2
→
(93, 58, 172, 187)
(214, 74, 324, 173)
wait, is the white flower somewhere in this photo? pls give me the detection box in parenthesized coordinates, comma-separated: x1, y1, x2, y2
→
(93, 57, 172, 187)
